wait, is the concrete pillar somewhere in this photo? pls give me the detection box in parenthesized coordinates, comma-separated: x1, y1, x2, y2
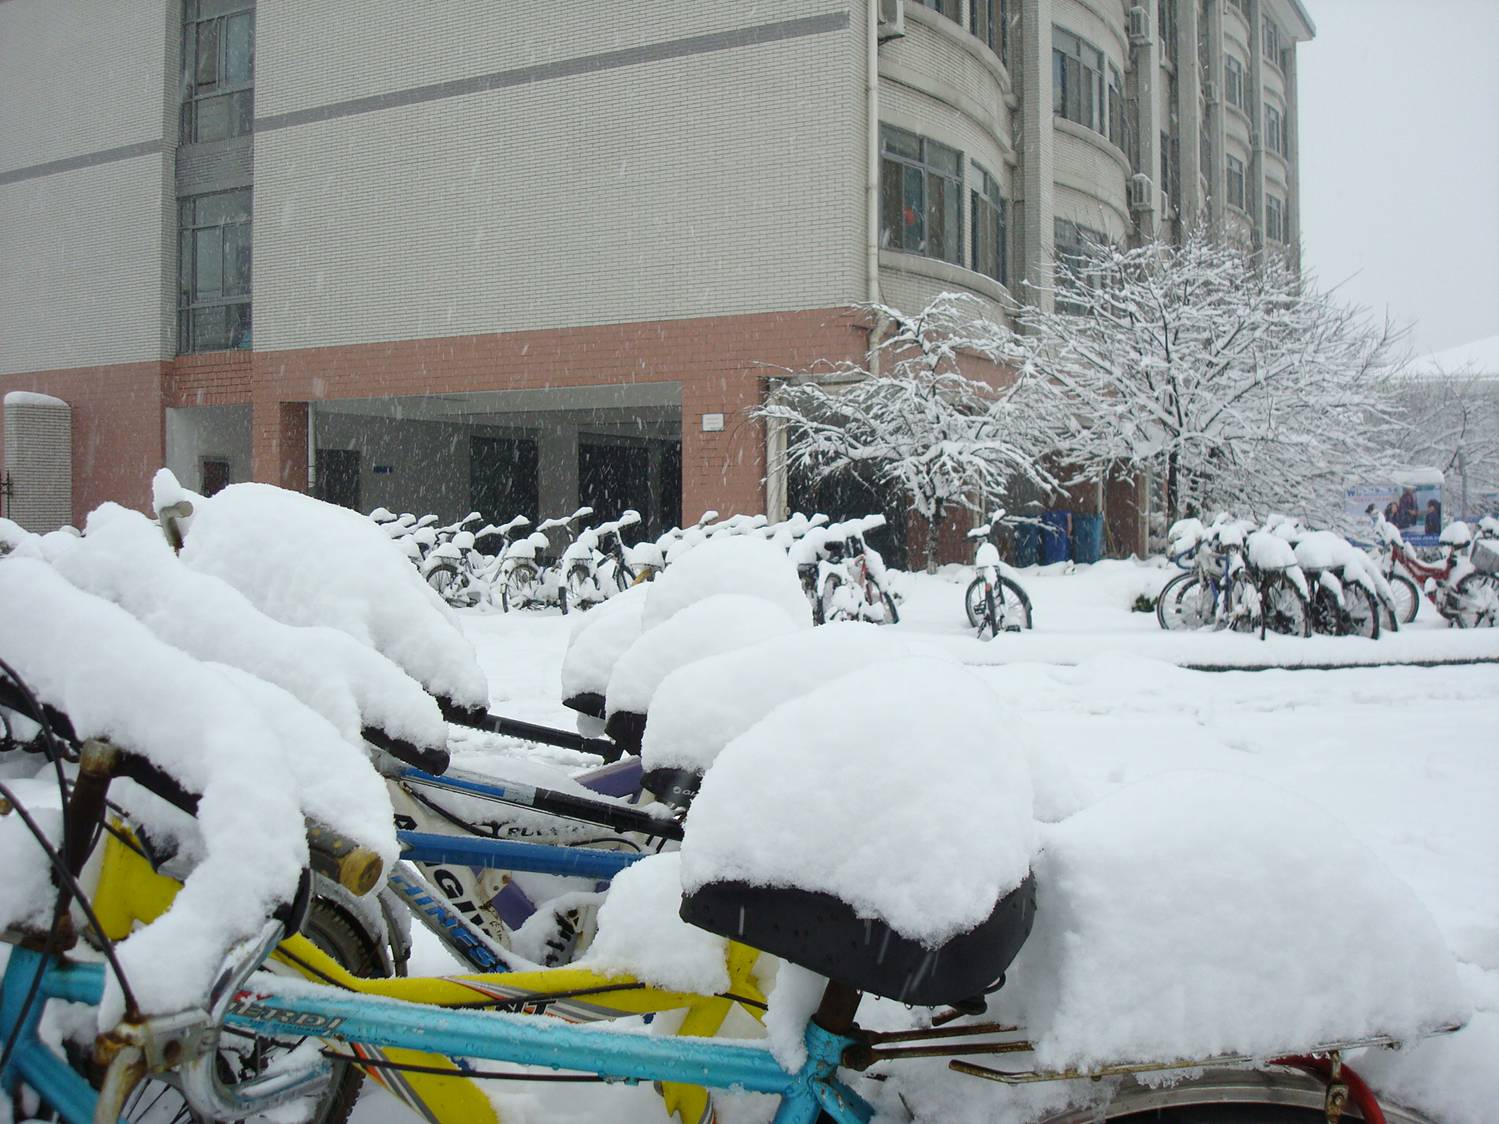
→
(1204, 0, 1227, 227)
(1177, 0, 1204, 227)
(251, 397, 308, 492)
(1132, 2, 1162, 244)
(1017, 0, 1055, 309)
(1246, 0, 1265, 249)
(537, 420, 579, 519)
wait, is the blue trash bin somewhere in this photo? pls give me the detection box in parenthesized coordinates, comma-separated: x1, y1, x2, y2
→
(1013, 524, 1040, 567)
(1040, 510, 1072, 564)
(1072, 513, 1104, 563)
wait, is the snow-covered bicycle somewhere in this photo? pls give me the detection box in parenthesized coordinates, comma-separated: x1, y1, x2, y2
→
(964, 511, 1033, 638)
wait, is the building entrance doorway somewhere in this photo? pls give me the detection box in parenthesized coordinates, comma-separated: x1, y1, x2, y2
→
(315, 448, 361, 510)
(471, 435, 539, 526)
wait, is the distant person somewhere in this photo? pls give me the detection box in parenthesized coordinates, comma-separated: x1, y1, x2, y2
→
(1383, 502, 1398, 524)
(1425, 500, 1442, 535)
(1394, 487, 1419, 529)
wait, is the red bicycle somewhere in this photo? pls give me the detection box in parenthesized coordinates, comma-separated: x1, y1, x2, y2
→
(1367, 508, 1499, 628)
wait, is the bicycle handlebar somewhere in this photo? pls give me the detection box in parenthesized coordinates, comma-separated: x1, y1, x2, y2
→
(361, 724, 451, 776)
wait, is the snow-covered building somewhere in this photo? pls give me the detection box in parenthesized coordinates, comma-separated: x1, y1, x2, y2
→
(0, 0, 1312, 555)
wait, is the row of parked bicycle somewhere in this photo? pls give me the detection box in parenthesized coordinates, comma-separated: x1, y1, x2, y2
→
(1156, 509, 1499, 637)
(370, 505, 909, 626)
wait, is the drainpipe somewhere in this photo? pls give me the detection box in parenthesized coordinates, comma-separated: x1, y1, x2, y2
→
(866, 0, 883, 376)
(306, 403, 317, 496)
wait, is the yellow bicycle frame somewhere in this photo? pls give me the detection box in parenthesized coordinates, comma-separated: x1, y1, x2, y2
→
(90, 827, 765, 1124)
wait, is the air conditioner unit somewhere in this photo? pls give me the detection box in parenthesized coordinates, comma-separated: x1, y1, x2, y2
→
(877, 0, 906, 41)
(1127, 6, 1151, 45)
(1204, 80, 1219, 105)
(1129, 173, 1154, 212)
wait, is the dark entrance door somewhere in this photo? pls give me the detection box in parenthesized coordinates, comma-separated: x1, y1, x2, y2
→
(471, 435, 538, 527)
(315, 448, 361, 510)
(659, 440, 682, 531)
(578, 440, 650, 537)
(200, 458, 231, 497)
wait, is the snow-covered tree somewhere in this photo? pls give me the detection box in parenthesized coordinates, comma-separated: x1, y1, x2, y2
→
(1003, 228, 1405, 524)
(756, 293, 1065, 572)
(1395, 367, 1499, 517)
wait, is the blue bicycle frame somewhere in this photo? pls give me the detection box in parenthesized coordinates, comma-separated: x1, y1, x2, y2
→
(0, 947, 874, 1124)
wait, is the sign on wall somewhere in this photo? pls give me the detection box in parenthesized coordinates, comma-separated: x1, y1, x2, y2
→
(1345, 468, 1445, 547)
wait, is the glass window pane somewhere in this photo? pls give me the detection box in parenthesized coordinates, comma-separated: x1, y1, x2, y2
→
(1064, 56, 1082, 123)
(928, 175, 946, 261)
(195, 18, 220, 88)
(195, 93, 230, 142)
(903, 165, 925, 252)
(927, 140, 961, 178)
(195, 228, 223, 297)
(178, 230, 192, 304)
(228, 303, 252, 349)
(225, 13, 253, 84)
(224, 224, 251, 296)
(230, 89, 254, 137)
(942, 177, 961, 263)
(1052, 50, 1065, 114)
(880, 159, 904, 249)
(881, 125, 920, 160)
(193, 305, 228, 351)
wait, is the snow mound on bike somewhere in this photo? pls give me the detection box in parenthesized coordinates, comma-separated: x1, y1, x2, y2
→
(580, 852, 729, 995)
(604, 593, 803, 721)
(560, 582, 650, 703)
(174, 477, 489, 711)
(1245, 530, 1309, 597)
(38, 504, 448, 753)
(680, 656, 1036, 946)
(997, 770, 1468, 1069)
(641, 622, 910, 774)
(640, 535, 811, 632)
(0, 778, 64, 932)
(0, 559, 396, 1023)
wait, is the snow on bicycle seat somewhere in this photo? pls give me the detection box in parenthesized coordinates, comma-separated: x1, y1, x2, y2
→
(604, 593, 802, 754)
(679, 656, 1037, 1006)
(161, 472, 489, 715)
(639, 622, 909, 808)
(561, 582, 650, 723)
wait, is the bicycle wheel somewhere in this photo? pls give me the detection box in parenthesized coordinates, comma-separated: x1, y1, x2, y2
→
(1389, 572, 1420, 625)
(1451, 572, 1499, 628)
(880, 589, 900, 625)
(820, 573, 849, 623)
(116, 902, 381, 1124)
(563, 566, 595, 613)
(424, 561, 462, 605)
(1341, 583, 1381, 639)
(965, 576, 985, 628)
(1306, 585, 1341, 637)
(1221, 572, 1259, 634)
(502, 563, 537, 612)
(995, 577, 1033, 631)
(1157, 572, 1214, 631)
(1259, 574, 1311, 638)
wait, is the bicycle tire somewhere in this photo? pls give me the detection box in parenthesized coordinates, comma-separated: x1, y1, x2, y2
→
(1156, 572, 1212, 631)
(880, 589, 900, 626)
(1389, 572, 1420, 625)
(503, 563, 538, 613)
(996, 577, 1033, 631)
(424, 562, 463, 607)
(115, 901, 381, 1124)
(1341, 582, 1381, 639)
(1451, 572, 1499, 629)
(820, 573, 848, 623)
(965, 576, 985, 628)
(1258, 573, 1311, 639)
(978, 587, 998, 640)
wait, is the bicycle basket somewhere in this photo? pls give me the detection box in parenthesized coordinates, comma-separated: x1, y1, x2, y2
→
(1472, 537, 1499, 575)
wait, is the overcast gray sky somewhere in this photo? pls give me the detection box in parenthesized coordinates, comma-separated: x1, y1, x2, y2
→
(1297, 0, 1499, 356)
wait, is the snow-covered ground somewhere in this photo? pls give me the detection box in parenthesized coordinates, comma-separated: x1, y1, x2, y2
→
(353, 560, 1499, 1123)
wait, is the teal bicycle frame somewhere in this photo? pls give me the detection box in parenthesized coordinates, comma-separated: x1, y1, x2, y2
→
(0, 944, 874, 1124)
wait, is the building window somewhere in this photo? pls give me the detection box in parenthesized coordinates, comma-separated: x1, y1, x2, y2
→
(1262, 16, 1282, 65)
(970, 165, 1007, 285)
(1226, 155, 1246, 211)
(970, 0, 1009, 66)
(181, 1, 255, 144)
(1054, 27, 1122, 147)
(1157, 0, 1177, 64)
(179, 188, 252, 353)
(1224, 55, 1245, 111)
(1264, 104, 1284, 156)
(880, 126, 963, 265)
(1053, 218, 1107, 310)
(914, 0, 958, 20)
(1265, 194, 1285, 242)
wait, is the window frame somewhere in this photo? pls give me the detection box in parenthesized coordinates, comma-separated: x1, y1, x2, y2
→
(913, 0, 959, 21)
(879, 125, 965, 267)
(969, 0, 1009, 66)
(1226, 154, 1246, 212)
(1262, 15, 1282, 66)
(1053, 26, 1121, 148)
(1265, 194, 1285, 243)
(970, 164, 1007, 286)
(1053, 218, 1108, 311)
(1223, 54, 1245, 112)
(1264, 103, 1284, 157)
(181, 0, 256, 145)
(178, 187, 253, 353)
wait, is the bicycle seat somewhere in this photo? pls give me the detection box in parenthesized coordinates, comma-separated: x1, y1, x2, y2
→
(681, 874, 1035, 1007)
